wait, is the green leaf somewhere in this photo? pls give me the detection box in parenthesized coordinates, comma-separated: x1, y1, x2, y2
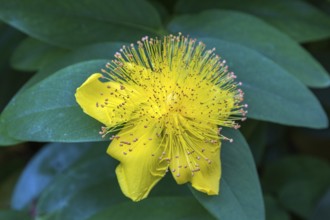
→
(190, 129, 265, 220)
(51, 179, 126, 220)
(0, 23, 28, 146)
(279, 179, 330, 219)
(0, 210, 31, 220)
(87, 197, 215, 220)
(11, 142, 100, 210)
(0, 0, 164, 49)
(262, 156, 330, 194)
(264, 195, 290, 220)
(241, 120, 268, 165)
(1, 42, 122, 143)
(1, 60, 108, 142)
(11, 37, 69, 71)
(168, 10, 330, 88)
(175, 0, 330, 43)
(36, 151, 117, 217)
(310, 189, 330, 220)
(21, 42, 123, 92)
(0, 116, 21, 146)
(200, 38, 327, 128)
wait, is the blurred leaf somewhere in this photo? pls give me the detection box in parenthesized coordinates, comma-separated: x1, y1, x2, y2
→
(168, 10, 330, 88)
(310, 188, 330, 220)
(175, 0, 330, 42)
(262, 156, 330, 194)
(11, 142, 103, 210)
(87, 197, 215, 220)
(279, 179, 330, 219)
(190, 129, 264, 220)
(51, 179, 126, 220)
(264, 194, 290, 220)
(0, 210, 31, 220)
(0, 0, 164, 48)
(201, 38, 327, 128)
(0, 170, 21, 209)
(149, 173, 191, 197)
(11, 37, 69, 71)
(36, 152, 117, 217)
(290, 127, 330, 161)
(1, 60, 108, 142)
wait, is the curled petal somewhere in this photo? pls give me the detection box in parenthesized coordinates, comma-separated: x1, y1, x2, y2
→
(107, 122, 169, 201)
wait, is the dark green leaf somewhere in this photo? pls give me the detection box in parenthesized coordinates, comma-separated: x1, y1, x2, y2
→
(0, 116, 21, 146)
(53, 180, 126, 220)
(241, 120, 268, 165)
(11, 142, 101, 210)
(0, 23, 28, 146)
(310, 188, 330, 220)
(18, 42, 123, 92)
(36, 152, 117, 217)
(279, 179, 330, 219)
(262, 156, 330, 194)
(0, 0, 164, 48)
(168, 10, 330, 88)
(1, 42, 123, 143)
(175, 0, 330, 42)
(11, 37, 69, 71)
(190, 129, 264, 220)
(1, 60, 108, 142)
(201, 38, 327, 128)
(87, 197, 215, 220)
(0, 210, 31, 220)
(264, 194, 290, 220)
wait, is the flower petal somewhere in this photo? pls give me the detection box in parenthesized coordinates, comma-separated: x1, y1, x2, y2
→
(75, 73, 140, 127)
(169, 130, 221, 195)
(107, 121, 169, 201)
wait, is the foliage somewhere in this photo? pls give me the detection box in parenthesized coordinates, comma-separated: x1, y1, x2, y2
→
(0, 0, 330, 219)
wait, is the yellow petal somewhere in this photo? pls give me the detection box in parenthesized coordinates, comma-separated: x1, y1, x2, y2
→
(169, 130, 221, 195)
(75, 73, 139, 127)
(107, 122, 169, 201)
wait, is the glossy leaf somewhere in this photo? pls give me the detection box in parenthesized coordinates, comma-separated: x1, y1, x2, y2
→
(0, 0, 164, 48)
(190, 129, 264, 220)
(200, 38, 327, 128)
(11, 142, 101, 210)
(1, 60, 109, 142)
(11, 37, 69, 71)
(36, 152, 116, 217)
(54, 180, 126, 220)
(1, 42, 122, 143)
(87, 197, 215, 220)
(175, 0, 330, 42)
(168, 10, 330, 88)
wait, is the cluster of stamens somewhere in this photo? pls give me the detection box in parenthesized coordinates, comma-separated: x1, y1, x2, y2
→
(96, 33, 247, 178)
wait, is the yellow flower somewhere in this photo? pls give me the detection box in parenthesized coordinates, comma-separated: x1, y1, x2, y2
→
(75, 34, 247, 202)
